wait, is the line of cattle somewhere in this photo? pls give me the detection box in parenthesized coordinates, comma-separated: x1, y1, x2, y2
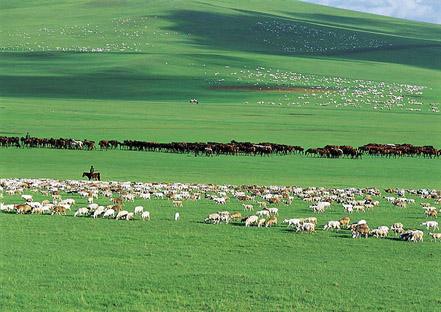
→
(1, 178, 440, 242)
(1, 136, 440, 158)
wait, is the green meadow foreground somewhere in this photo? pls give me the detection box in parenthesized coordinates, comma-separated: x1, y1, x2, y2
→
(1, 0, 441, 310)
(1, 186, 441, 311)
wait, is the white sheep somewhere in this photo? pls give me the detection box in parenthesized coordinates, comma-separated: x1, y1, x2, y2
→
(283, 218, 302, 228)
(141, 211, 150, 221)
(343, 204, 353, 213)
(323, 221, 340, 231)
(116, 210, 129, 220)
(74, 208, 89, 217)
(21, 194, 33, 202)
(93, 207, 105, 218)
(245, 215, 258, 227)
(174, 212, 180, 221)
(139, 193, 151, 200)
(103, 209, 115, 218)
(266, 207, 278, 215)
(421, 221, 439, 230)
(256, 210, 270, 217)
(134, 206, 144, 215)
(88, 203, 99, 211)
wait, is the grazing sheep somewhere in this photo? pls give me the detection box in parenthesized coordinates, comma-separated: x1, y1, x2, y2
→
(391, 223, 404, 234)
(134, 206, 144, 215)
(15, 204, 32, 214)
(139, 193, 151, 200)
(370, 227, 388, 238)
(230, 212, 242, 220)
(205, 213, 221, 224)
(283, 218, 302, 228)
(425, 208, 438, 218)
(88, 203, 99, 211)
(297, 222, 315, 233)
(126, 212, 134, 221)
(257, 218, 266, 227)
(303, 217, 317, 225)
(116, 210, 129, 220)
(245, 215, 258, 227)
(353, 205, 365, 212)
(32, 207, 43, 214)
(141, 211, 150, 221)
(93, 207, 105, 219)
(174, 212, 180, 221)
(344, 204, 354, 212)
(41, 205, 52, 215)
(51, 206, 67, 216)
(74, 208, 89, 217)
(62, 198, 75, 206)
(243, 204, 254, 211)
(153, 192, 164, 199)
(257, 201, 267, 208)
(339, 216, 351, 228)
(173, 200, 183, 207)
(311, 205, 325, 213)
(21, 195, 33, 202)
(429, 233, 441, 241)
(411, 230, 424, 242)
(266, 207, 279, 215)
(256, 210, 270, 217)
(103, 209, 116, 219)
(421, 221, 439, 230)
(352, 224, 369, 238)
(400, 230, 424, 242)
(1, 203, 15, 213)
(323, 221, 340, 231)
(265, 216, 278, 227)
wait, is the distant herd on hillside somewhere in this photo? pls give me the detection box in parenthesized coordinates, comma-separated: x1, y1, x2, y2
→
(0, 136, 440, 158)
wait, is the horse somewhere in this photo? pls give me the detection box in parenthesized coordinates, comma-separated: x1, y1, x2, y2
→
(82, 172, 100, 181)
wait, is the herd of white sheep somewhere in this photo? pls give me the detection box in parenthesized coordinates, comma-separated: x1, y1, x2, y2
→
(210, 66, 436, 113)
(1, 178, 440, 242)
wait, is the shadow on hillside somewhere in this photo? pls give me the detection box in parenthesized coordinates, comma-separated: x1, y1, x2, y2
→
(0, 52, 262, 100)
(280, 12, 441, 42)
(164, 9, 441, 70)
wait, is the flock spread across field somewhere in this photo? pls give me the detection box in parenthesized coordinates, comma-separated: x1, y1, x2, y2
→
(1, 136, 440, 158)
(209, 66, 439, 113)
(0, 14, 402, 54)
(1, 178, 440, 243)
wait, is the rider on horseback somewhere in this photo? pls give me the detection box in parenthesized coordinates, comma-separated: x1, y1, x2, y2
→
(90, 165, 95, 174)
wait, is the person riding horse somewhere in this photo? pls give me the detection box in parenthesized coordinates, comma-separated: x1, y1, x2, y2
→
(83, 166, 100, 181)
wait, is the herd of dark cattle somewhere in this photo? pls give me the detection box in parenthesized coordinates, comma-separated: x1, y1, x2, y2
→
(0, 136, 440, 158)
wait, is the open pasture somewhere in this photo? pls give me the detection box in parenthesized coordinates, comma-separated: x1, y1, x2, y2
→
(1, 178, 441, 310)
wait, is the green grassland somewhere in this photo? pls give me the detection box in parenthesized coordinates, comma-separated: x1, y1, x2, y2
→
(1, 0, 441, 311)
(1, 192, 441, 311)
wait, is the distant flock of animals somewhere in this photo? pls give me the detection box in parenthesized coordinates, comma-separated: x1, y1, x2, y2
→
(1, 178, 440, 243)
(1, 136, 440, 158)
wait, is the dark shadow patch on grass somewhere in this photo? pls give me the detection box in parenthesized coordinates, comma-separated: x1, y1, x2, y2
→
(164, 9, 441, 70)
(279, 12, 441, 43)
